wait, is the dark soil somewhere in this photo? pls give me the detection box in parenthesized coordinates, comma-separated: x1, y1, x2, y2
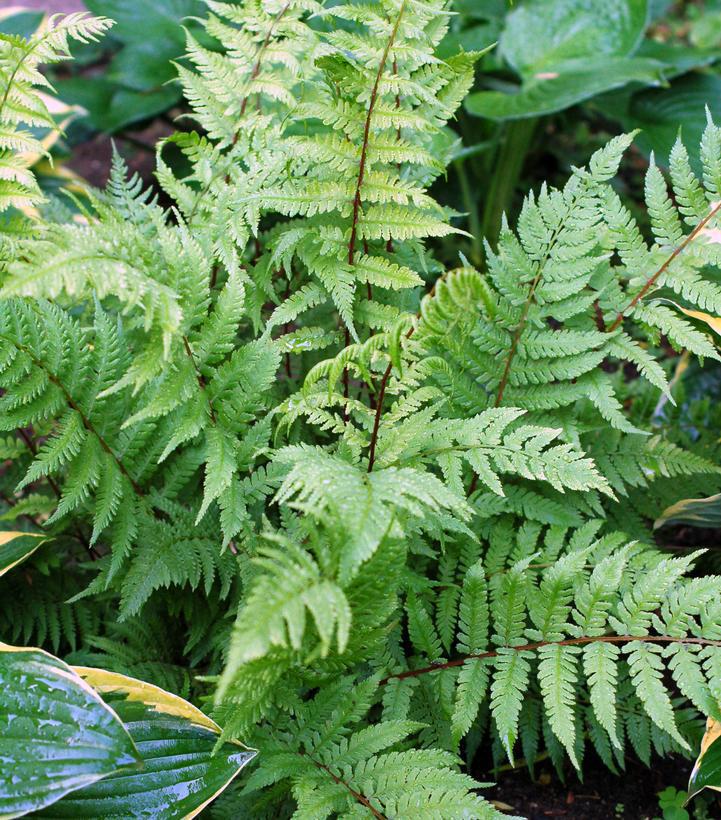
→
(67, 119, 174, 188)
(487, 754, 721, 819)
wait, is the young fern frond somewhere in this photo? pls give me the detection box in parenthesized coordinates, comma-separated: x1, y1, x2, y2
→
(249, 0, 479, 339)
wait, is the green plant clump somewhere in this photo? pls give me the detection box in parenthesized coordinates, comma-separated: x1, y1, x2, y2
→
(4, 3, 721, 817)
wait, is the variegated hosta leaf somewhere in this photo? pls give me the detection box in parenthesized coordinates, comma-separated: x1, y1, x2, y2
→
(0, 531, 46, 576)
(656, 493, 721, 529)
(689, 717, 721, 800)
(37, 668, 256, 819)
(0, 645, 140, 819)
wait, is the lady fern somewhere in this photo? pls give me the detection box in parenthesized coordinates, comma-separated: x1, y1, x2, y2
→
(3, 2, 721, 818)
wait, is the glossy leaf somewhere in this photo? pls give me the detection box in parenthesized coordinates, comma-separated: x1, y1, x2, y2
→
(675, 306, 721, 341)
(655, 493, 721, 529)
(83, 0, 208, 90)
(53, 76, 179, 133)
(0, 532, 46, 577)
(635, 39, 720, 77)
(688, 718, 721, 800)
(37, 668, 256, 819)
(0, 9, 44, 38)
(500, 0, 648, 75)
(0, 646, 140, 819)
(465, 0, 661, 119)
(598, 75, 721, 168)
(467, 57, 666, 121)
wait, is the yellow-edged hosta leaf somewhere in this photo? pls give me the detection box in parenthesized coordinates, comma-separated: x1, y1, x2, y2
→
(0, 645, 140, 819)
(655, 493, 721, 529)
(0, 531, 46, 576)
(18, 93, 83, 168)
(37, 668, 256, 819)
(689, 717, 721, 799)
(73, 667, 220, 733)
(676, 306, 721, 340)
(0, 7, 34, 22)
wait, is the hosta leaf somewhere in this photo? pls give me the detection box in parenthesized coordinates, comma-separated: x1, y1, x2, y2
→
(466, 57, 665, 121)
(0, 645, 140, 819)
(0, 531, 46, 576)
(655, 493, 721, 529)
(673, 306, 721, 340)
(500, 0, 649, 75)
(599, 75, 721, 170)
(38, 668, 256, 819)
(466, 0, 661, 120)
(688, 717, 721, 800)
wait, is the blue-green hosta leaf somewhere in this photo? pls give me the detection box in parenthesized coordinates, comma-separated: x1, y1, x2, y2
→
(465, 0, 664, 120)
(0, 646, 140, 819)
(38, 668, 256, 819)
(500, 0, 648, 75)
(0, 9, 44, 38)
(0, 531, 46, 576)
(598, 75, 721, 170)
(635, 39, 720, 77)
(83, 0, 208, 89)
(466, 56, 666, 121)
(437, 21, 500, 60)
(52, 77, 179, 133)
(688, 718, 721, 800)
(691, 8, 721, 50)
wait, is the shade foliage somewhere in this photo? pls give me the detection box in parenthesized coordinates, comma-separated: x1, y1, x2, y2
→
(3, 2, 721, 817)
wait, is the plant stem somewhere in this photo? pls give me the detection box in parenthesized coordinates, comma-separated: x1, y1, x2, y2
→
(347, 1, 407, 270)
(379, 634, 721, 684)
(609, 199, 721, 331)
(6, 338, 142, 495)
(454, 158, 483, 266)
(367, 360, 394, 473)
(480, 117, 538, 250)
(343, 0, 407, 417)
(494, 267, 543, 407)
(301, 752, 387, 819)
(183, 336, 217, 424)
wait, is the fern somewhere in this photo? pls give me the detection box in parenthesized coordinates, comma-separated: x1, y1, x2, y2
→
(4, 4, 721, 817)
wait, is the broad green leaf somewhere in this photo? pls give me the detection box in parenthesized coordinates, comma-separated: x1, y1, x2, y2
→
(598, 75, 721, 169)
(691, 9, 721, 50)
(38, 668, 256, 819)
(688, 717, 721, 800)
(673, 305, 721, 341)
(0, 645, 140, 819)
(0, 531, 46, 576)
(83, 0, 209, 90)
(500, 0, 648, 74)
(656, 493, 721, 529)
(466, 57, 666, 121)
(635, 39, 720, 77)
(53, 77, 179, 133)
(84, 0, 204, 47)
(465, 0, 660, 120)
(0, 9, 44, 38)
(452, 0, 508, 20)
